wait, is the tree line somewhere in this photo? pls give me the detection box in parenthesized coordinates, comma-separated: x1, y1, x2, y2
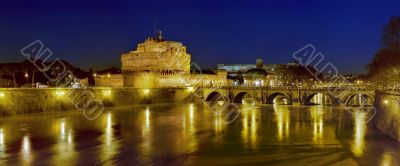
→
(368, 16, 400, 89)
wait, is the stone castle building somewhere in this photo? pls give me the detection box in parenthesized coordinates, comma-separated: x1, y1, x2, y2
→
(121, 32, 192, 88)
(86, 32, 228, 88)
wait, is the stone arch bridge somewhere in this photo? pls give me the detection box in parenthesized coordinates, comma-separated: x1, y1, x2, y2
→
(202, 86, 375, 106)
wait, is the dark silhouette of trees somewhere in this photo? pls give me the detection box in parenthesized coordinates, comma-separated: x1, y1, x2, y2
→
(368, 16, 400, 88)
(88, 68, 95, 87)
(0, 59, 88, 87)
(382, 16, 400, 50)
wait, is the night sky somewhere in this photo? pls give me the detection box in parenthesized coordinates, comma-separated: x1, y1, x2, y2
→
(1, 0, 400, 73)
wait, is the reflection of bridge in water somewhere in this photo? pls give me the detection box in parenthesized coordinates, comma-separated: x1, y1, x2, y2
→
(202, 86, 375, 106)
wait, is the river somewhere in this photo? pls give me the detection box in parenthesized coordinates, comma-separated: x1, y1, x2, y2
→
(0, 103, 399, 165)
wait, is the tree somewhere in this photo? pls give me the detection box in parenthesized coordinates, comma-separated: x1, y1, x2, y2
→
(88, 68, 95, 87)
(382, 16, 400, 50)
(368, 16, 400, 88)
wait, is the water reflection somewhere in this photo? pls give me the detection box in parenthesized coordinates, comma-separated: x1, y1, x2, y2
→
(214, 115, 223, 135)
(311, 106, 324, 144)
(0, 104, 399, 165)
(380, 152, 395, 166)
(21, 134, 32, 166)
(241, 105, 258, 149)
(274, 104, 290, 142)
(352, 111, 367, 157)
(52, 118, 76, 165)
(0, 128, 4, 152)
(100, 112, 119, 165)
(141, 107, 152, 159)
(183, 103, 198, 152)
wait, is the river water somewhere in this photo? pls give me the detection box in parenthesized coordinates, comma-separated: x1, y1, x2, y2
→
(0, 103, 399, 165)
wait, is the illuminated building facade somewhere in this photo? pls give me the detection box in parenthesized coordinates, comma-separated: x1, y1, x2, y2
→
(117, 32, 228, 88)
(121, 32, 191, 88)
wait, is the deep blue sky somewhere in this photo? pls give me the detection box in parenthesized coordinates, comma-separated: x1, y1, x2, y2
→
(1, 0, 400, 73)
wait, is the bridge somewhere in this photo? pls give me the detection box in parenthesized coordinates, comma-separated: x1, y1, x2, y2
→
(201, 86, 375, 106)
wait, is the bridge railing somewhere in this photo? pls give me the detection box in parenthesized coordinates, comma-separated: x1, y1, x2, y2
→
(209, 85, 375, 91)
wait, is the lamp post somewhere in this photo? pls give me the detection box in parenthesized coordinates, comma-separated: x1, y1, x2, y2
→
(107, 73, 111, 87)
(24, 72, 29, 86)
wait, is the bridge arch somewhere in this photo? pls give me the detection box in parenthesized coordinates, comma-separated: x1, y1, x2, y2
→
(266, 92, 291, 104)
(205, 91, 226, 101)
(205, 91, 229, 107)
(232, 92, 255, 104)
(345, 93, 374, 107)
(304, 93, 335, 106)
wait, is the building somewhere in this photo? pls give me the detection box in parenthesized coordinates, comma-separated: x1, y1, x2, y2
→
(217, 59, 318, 87)
(84, 31, 226, 88)
(0, 78, 13, 87)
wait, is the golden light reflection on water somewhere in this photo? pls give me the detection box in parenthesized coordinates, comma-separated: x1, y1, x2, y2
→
(100, 112, 119, 165)
(241, 105, 258, 149)
(52, 118, 76, 165)
(352, 111, 367, 157)
(105, 113, 113, 145)
(0, 128, 4, 151)
(274, 104, 290, 142)
(183, 103, 198, 152)
(145, 108, 150, 129)
(141, 107, 152, 157)
(380, 152, 393, 166)
(311, 106, 324, 144)
(21, 134, 32, 166)
(214, 115, 223, 135)
(0, 103, 399, 165)
(0, 128, 4, 165)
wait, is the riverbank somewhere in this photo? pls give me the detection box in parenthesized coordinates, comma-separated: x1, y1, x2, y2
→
(374, 90, 400, 141)
(0, 88, 194, 115)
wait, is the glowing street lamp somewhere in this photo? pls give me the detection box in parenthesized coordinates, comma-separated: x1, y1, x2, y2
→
(24, 72, 29, 84)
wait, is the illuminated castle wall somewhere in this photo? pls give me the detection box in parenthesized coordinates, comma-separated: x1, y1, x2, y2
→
(120, 33, 228, 88)
(121, 33, 190, 88)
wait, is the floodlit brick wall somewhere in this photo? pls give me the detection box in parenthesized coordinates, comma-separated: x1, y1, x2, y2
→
(374, 90, 400, 141)
(0, 88, 194, 115)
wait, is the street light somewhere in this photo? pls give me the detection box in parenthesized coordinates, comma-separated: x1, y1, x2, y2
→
(107, 73, 111, 87)
(24, 72, 29, 85)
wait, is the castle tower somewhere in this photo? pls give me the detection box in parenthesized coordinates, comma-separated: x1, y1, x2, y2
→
(256, 58, 263, 68)
(121, 34, 191, 88)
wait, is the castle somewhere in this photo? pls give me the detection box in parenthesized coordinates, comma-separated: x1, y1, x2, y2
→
(88, 32, 229, 88)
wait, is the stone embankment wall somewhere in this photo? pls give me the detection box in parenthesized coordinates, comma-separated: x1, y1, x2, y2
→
(0, 88, 195, 115)
(374, 90, 400, 141)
